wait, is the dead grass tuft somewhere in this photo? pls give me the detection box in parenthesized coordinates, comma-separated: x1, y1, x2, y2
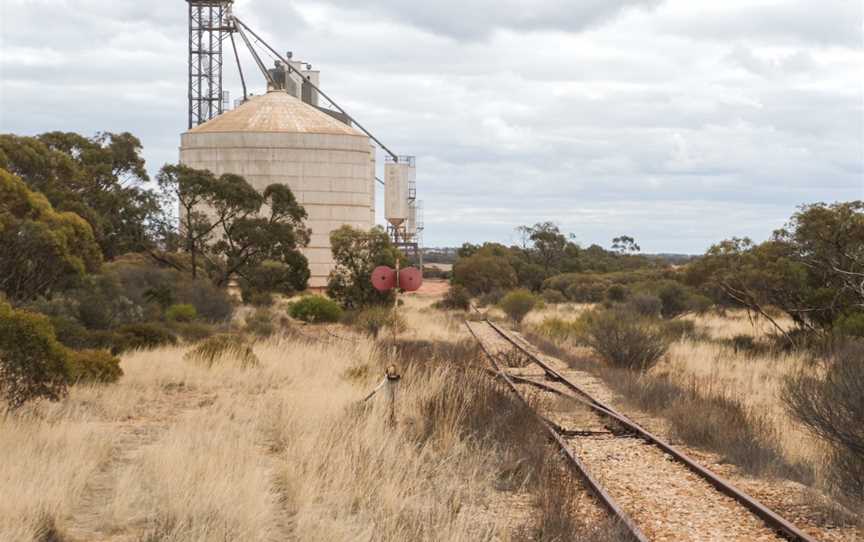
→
(183, 333, 260, 368)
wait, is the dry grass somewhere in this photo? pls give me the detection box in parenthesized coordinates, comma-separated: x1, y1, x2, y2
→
(1, 295, 610, 541)
(528, 307, 844, 491)
(662, 337, 823, 469)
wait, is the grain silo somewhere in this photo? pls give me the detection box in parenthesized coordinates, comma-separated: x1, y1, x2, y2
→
(179, 89, 376, 288)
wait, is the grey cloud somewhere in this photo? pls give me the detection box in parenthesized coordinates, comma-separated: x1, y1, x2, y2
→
(659, 0, 863, 48)
(724, 45, 819, 77)
(1, 0, 861, 253)
(310, 0, 662, 40)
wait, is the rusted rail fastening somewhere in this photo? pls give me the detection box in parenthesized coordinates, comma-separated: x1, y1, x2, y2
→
(465, 321, 650, 542)
(482, 319, 818, 542)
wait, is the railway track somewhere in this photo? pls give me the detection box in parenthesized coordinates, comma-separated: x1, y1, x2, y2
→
(466, 317, 819, 542)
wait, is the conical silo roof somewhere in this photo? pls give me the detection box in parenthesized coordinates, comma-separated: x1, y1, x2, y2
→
(187, 90, 361, 136)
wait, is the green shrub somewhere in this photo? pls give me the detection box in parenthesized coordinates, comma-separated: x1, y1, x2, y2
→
(657, 281, 692, 319)
(242, 289, 274, 308)
(66, 349, 122, 384)
(177, 279, 234, 322)
(165, 303, 197, 323)
(541, 289, 566, 304)
(452, 254, 518, 296)
(499, 289, 538, 325)
(49, 316, 93, 349)
(437, 285, 471, 311)
(113, 323, 177, 354)
(689, 294, 713, 315)
(605, 283, 629, 302)
(355, 306, 406, 339)
(289, 296, 343, 323)
(783, 341, 864, 500)
(245, 309, 275, 337)
(0, 302, 69, 409)
(564, 279, 609, 303)
(586, 309, 670, 372)
(477, 289, 504, 307)
(170, 321, 215, 343)
(835, 312, 864, 338)
(627, 293, 662, 317)
(244, 259, 305, 297)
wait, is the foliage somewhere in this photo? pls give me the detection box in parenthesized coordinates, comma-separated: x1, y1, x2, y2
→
(516, 222, 579, 274)
(783, 342, 864, 500)
(0, 168, 102, 301)
(165, 303, 197, 323)
(565, 277, 610, 303)
(611, 235, 640, 255)
(184, 333, 259, 368)
(354, 306, 406, 339)
(244, 309, 275, 338)
(585, 309, 670, 372)
(0, 302, 69, 409)
(169, 321, 215, 343)
(242, 259, 308, 298)
(0, 132, 160, 259)
(48, 316, 112, 350)
(113, 323, 177, 354)
(422, 265, 451, 280)
(655, 280, 693, 319)
(686, 202, 864, 338)
(65, 349, 122, 384)
(541, 289, 566, 304)
(289, 296, 343, 323)
(108, 255, 234, 322)
(452, 224, 658, 297)
(157, 164, 310, 287)
(452, 253, 517, 296)
(242, 289, 274, 307)
(499, 289, 538, 324)
(436, 285, 471, 311)
(835, 312, 864, 338)
(626, 293, 663, 317)
(605, 283, 628, 302)
(326, 225, 401, 309)
(477, 289, 505, 308)
(26, 257, 234, 348)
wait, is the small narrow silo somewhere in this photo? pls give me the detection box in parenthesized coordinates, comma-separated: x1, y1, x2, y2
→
(179, 89, 375, 288)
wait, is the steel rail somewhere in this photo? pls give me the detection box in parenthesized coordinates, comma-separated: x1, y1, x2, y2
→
(483, 319, 818, 542)
(465, 321, 650, 542)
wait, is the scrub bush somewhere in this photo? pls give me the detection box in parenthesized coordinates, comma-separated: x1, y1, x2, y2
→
(113, 323, 177, 354)
(499, 289, 537, 325)
(66, 349, 122, 384)
(586, 309, 670, 372)
(289, 296, 342, 323)
(436, 285, 471, 311)
(165, 303, 197, 323)
(783, 342, 864, 500)
(0, 302, 69, 409)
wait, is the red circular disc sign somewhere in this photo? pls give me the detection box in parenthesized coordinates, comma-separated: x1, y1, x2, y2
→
(399, 267, 423, 292)
(371, 266, 396, 292)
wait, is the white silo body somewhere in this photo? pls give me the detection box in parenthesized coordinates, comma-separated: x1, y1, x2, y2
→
(179, 90, 375, 288)
(384, 156, 414, 226)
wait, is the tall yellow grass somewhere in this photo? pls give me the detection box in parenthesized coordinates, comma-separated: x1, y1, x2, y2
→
(0, 308, 516, 541)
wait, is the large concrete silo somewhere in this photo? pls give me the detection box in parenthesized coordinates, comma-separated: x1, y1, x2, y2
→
(179, 89, 375, 288)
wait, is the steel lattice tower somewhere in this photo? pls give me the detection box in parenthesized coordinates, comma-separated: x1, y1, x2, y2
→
(187, 1, 232, 129)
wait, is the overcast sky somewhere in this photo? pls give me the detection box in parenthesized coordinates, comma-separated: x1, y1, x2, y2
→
(1, 0, 862, 253)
